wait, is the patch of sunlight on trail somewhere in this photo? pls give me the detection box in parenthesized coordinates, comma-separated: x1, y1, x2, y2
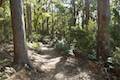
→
(27, 44, 98, 80)
(40, 47, 54, 51)
(41, 57, 62, 71)
(54, 71, 91, 80)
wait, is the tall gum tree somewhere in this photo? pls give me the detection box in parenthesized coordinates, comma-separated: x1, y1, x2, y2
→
(96, 0, 110, 62)
(10, 0, 32, 68)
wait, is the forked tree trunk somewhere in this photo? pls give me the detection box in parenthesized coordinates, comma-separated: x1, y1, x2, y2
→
(10, 0, 31, 67)
(96, 0, 110, 62)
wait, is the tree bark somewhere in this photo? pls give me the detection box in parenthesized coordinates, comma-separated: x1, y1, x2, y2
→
(85, 0, 90, 26)
(96, 0, 110, 62)
(71, 0, 76, 26)
(10, 0, 31, 67)
(0, 0, 3, 6)
(26, 3, 32, 41)
(82, 0, 90, 29)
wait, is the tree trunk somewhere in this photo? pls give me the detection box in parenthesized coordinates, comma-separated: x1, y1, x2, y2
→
(82, 0, 90, 29)
(71, 0, 76, 26)
(46, 17, 49, 34)
(0, 0, 3, 6)
(96, 0, 110, 62)
(10, 0, 31, 67)
(85, 0, 90, 27)
(51, 3, 54, 39)
(26, 3, 32, 41)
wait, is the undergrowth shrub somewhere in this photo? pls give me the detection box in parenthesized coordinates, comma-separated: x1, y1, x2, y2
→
(66, 20, 96, 54)
(112, 47, 120, 66)
(55, 39, 70, 55)
(27, 42, 40, 50)
(110, 25, 120, 50)
(31, 32, 41, 42)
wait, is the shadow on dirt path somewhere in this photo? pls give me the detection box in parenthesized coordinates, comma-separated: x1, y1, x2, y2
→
(27, 44, 105, 80)
(0, 43, 106, 80)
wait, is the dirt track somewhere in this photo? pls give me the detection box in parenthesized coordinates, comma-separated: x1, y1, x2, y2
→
(1, 44, 105, 80)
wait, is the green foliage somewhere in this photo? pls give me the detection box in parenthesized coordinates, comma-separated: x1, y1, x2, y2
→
(110, 25, 120, 48)
(55, 3, 65, 13)
(32, 42, 40, 49)
(0, 1, 11, 42)
(42, 12, 51, 18)
(27, 42, 40, 49)
(0, 59, 9, 64)
(112, 47, 120, 65)
(88, 50, 97, 60)
(31, 32, 41, 42)
(67, 20, 96, 53)
(55, 39, 70, 54)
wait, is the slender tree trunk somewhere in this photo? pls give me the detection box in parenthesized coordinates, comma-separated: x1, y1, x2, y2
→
(26, 3, 32, 41)
(96, 0, 110, 62)
(82, 9, 85, 28)
(3, 20, 8, 42)
(46, 17, 49, 34)
(10, 0, 31, 67)
(71, 0, 76, 26)
(51, 3, 54, 39)
(85, 0, 90, 27)
(82, 0, 90, 29)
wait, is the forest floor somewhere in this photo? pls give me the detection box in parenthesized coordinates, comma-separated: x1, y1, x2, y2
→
(0, 42, 114, 80)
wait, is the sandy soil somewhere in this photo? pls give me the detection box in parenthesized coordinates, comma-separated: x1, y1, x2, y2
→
(0, 43, 108, 80)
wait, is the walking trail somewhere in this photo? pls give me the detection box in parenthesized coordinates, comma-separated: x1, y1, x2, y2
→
(0, 43, 105, 80)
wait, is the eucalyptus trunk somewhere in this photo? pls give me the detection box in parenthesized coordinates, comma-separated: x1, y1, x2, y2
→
(10, 0, 31, 67)
(96, 0, 110, 62)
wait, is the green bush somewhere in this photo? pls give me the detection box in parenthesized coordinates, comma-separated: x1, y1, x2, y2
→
(110, 25, 120, 50)
(69, 29, 96, 53)
(112, 47, 120, 65)
(27, 42, 40, 50)
(65, 19, 96, 53)
(55, 39, 70, 54)
(31, 32, 41, 42)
